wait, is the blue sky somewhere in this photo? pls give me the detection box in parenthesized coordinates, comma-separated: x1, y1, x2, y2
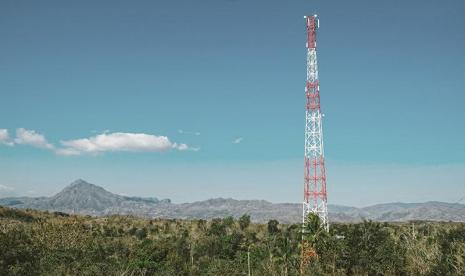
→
(1, 0, 465, 206)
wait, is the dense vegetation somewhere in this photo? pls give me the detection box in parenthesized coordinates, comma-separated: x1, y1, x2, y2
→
(1, 206, 464, 275)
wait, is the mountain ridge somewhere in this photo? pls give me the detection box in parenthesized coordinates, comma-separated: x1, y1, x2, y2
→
(1, 179, 464, 223)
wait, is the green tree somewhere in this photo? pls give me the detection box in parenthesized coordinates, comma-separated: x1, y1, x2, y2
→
(134, 228, 147, 240)
(302, 213, 326, 247)
(267, 220, 279, 235)
(0, 225, 39, 275)
(239, 214, 251, 230)
(433, 226, 465, 274)
(342, 220, 405, 275)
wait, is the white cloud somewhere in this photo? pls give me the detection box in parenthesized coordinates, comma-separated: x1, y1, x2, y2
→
(14, 128, 55, 149)
(232, 137, 243, 144)
(55, 148, 82, 156)
(0, 129, 8, 142)
(0, 129, 14, 146)
(174, 143, 188, 151)
(0, 184, 14, 192)
(3, 128, 198, 156)
(178, 129, 201, 136)
(173, 143, 200, 151)
(58, 132, 199, 155)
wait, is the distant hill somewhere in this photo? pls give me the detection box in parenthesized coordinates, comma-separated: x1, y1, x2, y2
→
(1, 179, 465, 223)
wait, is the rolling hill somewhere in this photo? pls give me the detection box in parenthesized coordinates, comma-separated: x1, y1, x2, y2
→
(1, 179, 464, 223)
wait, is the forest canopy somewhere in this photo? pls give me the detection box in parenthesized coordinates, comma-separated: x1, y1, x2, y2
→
(1, 206, 464, 275)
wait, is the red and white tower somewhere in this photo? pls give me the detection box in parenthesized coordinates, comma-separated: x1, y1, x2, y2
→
(303, 15, 328, 230)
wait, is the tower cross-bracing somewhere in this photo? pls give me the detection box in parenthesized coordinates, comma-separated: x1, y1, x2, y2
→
(303, 14, 329, 230)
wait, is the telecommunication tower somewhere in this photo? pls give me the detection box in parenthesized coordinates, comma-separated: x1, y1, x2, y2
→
(303, 15, 328, 230)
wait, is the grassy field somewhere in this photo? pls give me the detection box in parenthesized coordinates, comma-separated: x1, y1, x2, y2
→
(1, 206, 464, 275)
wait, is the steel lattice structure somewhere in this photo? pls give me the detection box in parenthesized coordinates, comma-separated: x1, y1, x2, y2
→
(303, 15, 328, 230)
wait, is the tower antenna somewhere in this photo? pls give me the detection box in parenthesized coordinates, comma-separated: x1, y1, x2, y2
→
(303, 14, 329, 230)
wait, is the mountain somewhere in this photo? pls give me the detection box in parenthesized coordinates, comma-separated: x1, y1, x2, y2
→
(1, 179, 465, 223)
(0, 180, 170, 217)
(334, 202, 465, 223)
